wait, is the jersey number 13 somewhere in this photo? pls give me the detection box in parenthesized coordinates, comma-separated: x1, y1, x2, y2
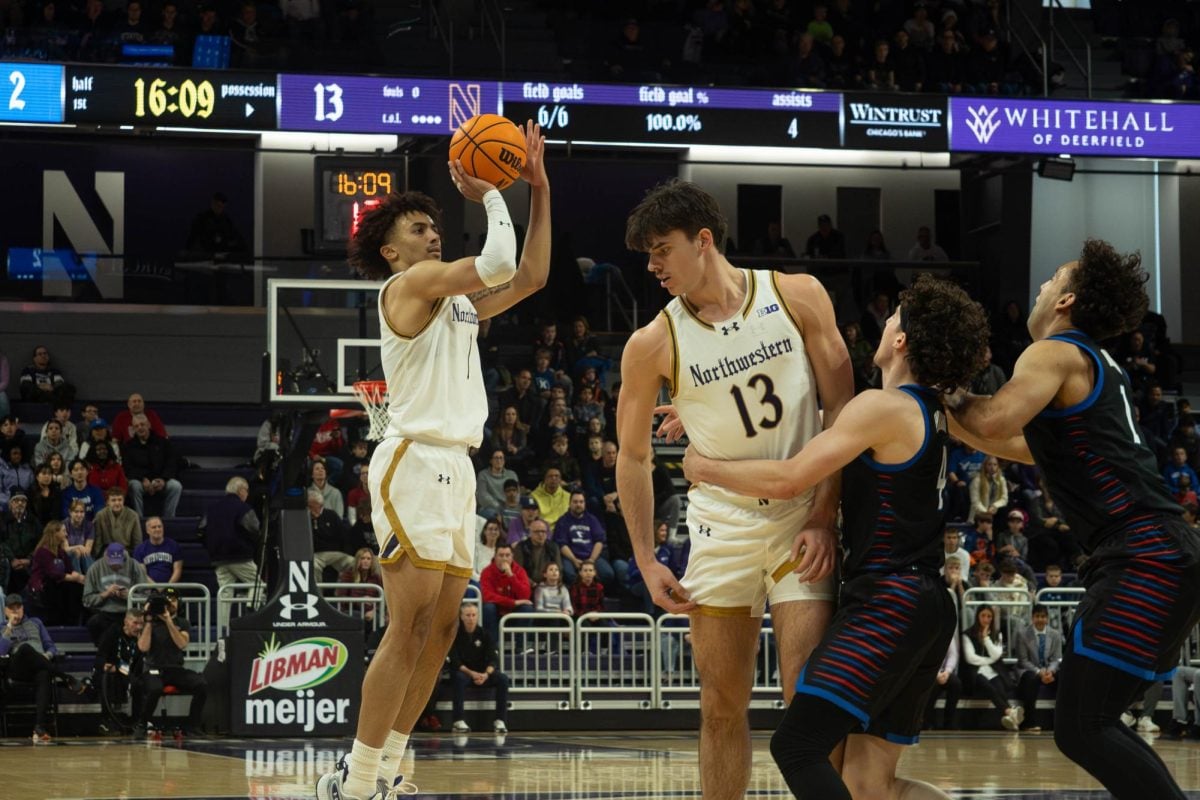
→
(730, 373, 783, 438)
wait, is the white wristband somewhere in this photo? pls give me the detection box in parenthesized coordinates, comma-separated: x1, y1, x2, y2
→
(475, 189, 518, 287)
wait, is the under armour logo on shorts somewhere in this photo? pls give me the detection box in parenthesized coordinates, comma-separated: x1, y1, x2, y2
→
(438, 474, 452, 485)
(721, 322, 741, 336)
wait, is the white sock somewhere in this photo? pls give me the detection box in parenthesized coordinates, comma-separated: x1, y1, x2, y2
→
(378, 730, 411, 785)
(345, 739, 383, 799)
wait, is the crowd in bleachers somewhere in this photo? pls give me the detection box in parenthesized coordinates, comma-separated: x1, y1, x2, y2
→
(1096, 0, 1200, 98)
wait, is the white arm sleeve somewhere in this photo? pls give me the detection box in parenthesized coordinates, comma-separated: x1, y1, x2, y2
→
(474, 189, 518, 287)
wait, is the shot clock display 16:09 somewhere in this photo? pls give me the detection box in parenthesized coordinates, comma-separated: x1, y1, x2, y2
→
(65, 65, 277, 129)
(313, 157, 404, 252)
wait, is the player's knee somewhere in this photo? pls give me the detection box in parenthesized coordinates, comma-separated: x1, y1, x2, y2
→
(769, 724, 828, 773)
(1053, 718, 1089, 762)
(700, 684, 750, 721)
(843, 771, 891, 800)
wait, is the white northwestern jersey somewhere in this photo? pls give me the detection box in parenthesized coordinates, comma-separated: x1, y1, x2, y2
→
(378, 273, 487, 448)
(664, 269, 821, 507)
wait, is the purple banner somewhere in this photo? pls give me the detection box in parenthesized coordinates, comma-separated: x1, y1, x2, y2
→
(501, 81, 840, 113)
(949, 97, 1200, 158)
(278, 74, 500, 134)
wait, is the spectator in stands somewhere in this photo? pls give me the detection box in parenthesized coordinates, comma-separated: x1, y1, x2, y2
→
(926, 29, 966, 93)
(29, 520, 85, 625)
(339, 439, 371, 493)
(970, 346, 1007, 396)
(2, 491, 40, 593)
(93, 485, 142, 557)
(535, 397, 572, 456)
(841, 321, 877, 393)
(890, 30, 924, 91)
(541, 433, 582, 490)
(1014, 604, 1062, 733)
(804, 2, 832, 44)
(532, 467, 570, 527)
(307, 458, 344, 519)
(19, 345, 71, 404)
(308, 489, 354, 578)
(553, 490, 613, 587)
(195, 3, 227, 39)
(345, 465, 369, 524)
(803, 213, 846, 258)
(925, 561, 963, 729)
(998, 509, 1031, 564)
(62, 458, 104, 520)
(151, 0, 186, 58)
(124, 415, 182, 519)
(753, 221, 796, 257)
(943, 555, 968, 627)
(534, 562, 573, 616)
(858, 290, 891, 346)
(490, 407, 534, 475)
(498, 370, 543, 433)
(1, 593, 86, 743)
(1136, 383, 1175, 442)
(941, 9, 967, 50)
(825, 33, 861, 88)
(113, 0, 147, 43)
(449, 603, 509, 734)
(907, 226, 949, 262)
(83, 542, 148, 645)
(864, 38, 896, 90)
(1164, 446, 1200, 493)
(480, 543, 532, 641)
(97, 609, 144, 720)
(45, 453, 69, 491)
(947, 441, 985, 521)
(336, 548, 383, 627)
(569, 560, 606, 617)
(531, 348, 559, 401)
(78, 402, 99, 432)
(80, 419, 121, 465)
(996, 558, 1034, 605)
(230, 1, 271, 67)
(903, 3, 935, 50)
(793, 32, 827, 87)
(572, 386, 605, 436)
(942, 527, 972, 582)
(532, 321, 568, 382)
(605, 17, 665, 82)
(1038, 564, 1072, 634)
(968, 455, 1007, 523)
(1, 416, 31, 463)
(1170, 651, 1200, 738)
(35, 420, 77, 467)
(473, 519, 506, 583)
(85, 441, 127, 495)
(201, 476, 261, 600)
(962, 604, 1020, 730)
(966, 30, 1009, 95)
(77, 0, 112, 62)
(476, 450, 518, 521)
(133, 517, 182, 584)
(186, 190, 246, 255)
(967, 515, 997, 567)
(513, 518, 559, 589)
(64, 499, 95, 575)
(29, 465, 62, 527)
(506, 495, 539, 545)
(112, 393, 167, 444)
(1, 443, 33, 507)
(1173, 473, 1199, 507)
(1170, 414, 1198, 469)
(41, 404, 78, 453)
(497, 480, 523, 530)
(1118, 331, 1158, 400)
(134, 587, 207, 737)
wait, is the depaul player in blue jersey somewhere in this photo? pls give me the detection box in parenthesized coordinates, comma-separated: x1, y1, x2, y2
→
(683, 275, 989, 800)
(950, 239, 1200, 800)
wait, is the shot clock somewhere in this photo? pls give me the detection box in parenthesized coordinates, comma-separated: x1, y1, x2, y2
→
(313, 157, 404, 252)
(65, 65, 277, 129)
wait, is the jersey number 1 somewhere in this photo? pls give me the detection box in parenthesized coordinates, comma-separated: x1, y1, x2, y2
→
(730, 373, 783, 438)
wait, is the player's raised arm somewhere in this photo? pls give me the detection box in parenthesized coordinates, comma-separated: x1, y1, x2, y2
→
(472, 121, 551, 320)
(684, 390, 895, 499)
(615, 321, 695, 614)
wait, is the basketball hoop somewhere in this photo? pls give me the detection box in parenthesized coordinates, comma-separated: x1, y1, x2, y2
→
(352, 380, 390, 441)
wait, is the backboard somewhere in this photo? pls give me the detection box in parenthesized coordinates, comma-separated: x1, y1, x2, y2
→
(266, 278, 383, 406)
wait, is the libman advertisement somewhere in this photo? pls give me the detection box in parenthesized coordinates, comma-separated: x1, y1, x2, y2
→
(231, 632, 364, 736)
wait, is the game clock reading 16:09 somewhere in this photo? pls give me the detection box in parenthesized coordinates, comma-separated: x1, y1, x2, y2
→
(65, 66, 278, 129)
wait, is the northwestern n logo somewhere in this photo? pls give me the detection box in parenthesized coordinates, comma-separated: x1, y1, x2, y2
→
(42, 170, 125, 299)
(964, 105, 1001, 145)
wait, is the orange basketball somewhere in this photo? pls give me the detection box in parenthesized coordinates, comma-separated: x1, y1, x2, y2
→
(449, 114, 526, 190)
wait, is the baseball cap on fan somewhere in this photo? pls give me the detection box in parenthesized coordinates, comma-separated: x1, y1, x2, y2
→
(105, 542, 128, 565)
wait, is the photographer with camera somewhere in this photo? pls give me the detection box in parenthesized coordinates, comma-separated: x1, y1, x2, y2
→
(133, 587, 207, 737)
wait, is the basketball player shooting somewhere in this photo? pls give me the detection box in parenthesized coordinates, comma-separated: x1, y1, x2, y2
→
(316, 120, 549, 800)
(615, 180, 854, 800)
(949, 239, 1200, 800)
(683, 276, 989, 800)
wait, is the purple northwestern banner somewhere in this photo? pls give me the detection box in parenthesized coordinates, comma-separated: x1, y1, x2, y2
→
(949, 97, 1200, 158)
(278, 74, 500, 134)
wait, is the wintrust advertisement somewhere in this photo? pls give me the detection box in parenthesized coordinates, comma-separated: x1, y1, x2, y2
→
(950, 97, 1200, 158)
(842, 93, 948, 151)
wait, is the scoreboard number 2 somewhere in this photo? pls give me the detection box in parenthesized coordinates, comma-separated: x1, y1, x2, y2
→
(8, 70, 26, 111)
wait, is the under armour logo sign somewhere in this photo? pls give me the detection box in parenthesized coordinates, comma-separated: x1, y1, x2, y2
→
(964, 104, 1001, 144)
(438, 474, 451, 484)
(697, 525, 712, 537)
(721, 322, 740, 336)
(279, 593, 319, 620)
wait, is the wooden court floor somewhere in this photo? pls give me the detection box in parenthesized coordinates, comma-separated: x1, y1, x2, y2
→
(6, 730, 1200, 799)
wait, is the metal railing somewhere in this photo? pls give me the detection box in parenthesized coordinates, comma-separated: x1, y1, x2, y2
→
(603, 266, 640, 332)
(576, 612, 656, 710)
(1006, 1, 1051, 96)
(1046, 0, 1093, 97)
(498, 612, 575, 709)
(215, 582, 385, 638)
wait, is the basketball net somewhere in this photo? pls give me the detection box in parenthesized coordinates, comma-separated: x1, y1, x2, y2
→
(352, 380, 390, 441)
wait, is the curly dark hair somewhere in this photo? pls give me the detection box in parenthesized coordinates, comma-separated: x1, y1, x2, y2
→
(898, 274, 990, 393)
(346, 191, 443, 280)
(1066, 238, 1148, 341)
(624, 179, 727, 252)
